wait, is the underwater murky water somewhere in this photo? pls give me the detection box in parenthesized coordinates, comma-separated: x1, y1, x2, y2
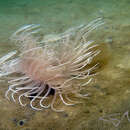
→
(0, 0, 130, 130)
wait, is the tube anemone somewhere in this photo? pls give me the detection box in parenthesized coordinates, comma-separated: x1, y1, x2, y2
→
(0, 18, 104, 112)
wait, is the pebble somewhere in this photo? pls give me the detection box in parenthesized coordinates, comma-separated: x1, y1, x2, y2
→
(105, 37, 113, 43)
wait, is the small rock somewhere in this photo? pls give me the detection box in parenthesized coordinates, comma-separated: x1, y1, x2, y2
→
(105, 37, 113, 43)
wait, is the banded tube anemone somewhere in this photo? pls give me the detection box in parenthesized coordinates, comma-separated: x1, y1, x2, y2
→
(0, 18, 104, 112)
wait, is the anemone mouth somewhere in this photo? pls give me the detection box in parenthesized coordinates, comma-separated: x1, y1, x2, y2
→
(29, 85, 55, 100)
(0, 18, 104, 112)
